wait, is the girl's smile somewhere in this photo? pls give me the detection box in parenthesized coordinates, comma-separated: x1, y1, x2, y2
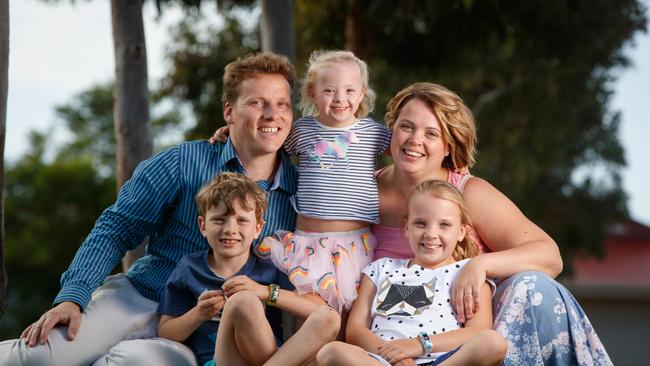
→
(405, 192, 466, 269)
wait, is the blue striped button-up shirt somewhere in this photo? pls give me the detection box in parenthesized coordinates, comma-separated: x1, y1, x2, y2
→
(54, 139, 297, 309)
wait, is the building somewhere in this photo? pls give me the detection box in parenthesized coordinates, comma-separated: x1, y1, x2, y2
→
(564, 219, 650, 365)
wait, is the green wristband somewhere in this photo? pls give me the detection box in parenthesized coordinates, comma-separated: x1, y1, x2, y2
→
(266, 284, 280, 305)
(418, 332, 433, 354)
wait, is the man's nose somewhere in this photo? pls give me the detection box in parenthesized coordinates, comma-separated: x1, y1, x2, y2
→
(263, 104, 278, 120)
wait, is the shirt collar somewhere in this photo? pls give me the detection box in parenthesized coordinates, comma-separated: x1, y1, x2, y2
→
(218, 138, 297, 195)
(216, 138, 244, 173)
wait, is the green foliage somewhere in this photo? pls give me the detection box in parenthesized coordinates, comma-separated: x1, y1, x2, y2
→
(54, 83, 183, 177)
(159, 8, 259, 139)
(0, 83, 180, 335)
(1, 133, 116, 336)
(3, 0, 645, 337)
(164, 0, 646, 267)
(293, 0, 646, 267)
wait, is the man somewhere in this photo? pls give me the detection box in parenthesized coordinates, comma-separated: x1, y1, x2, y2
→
(0, 52, 298, 366)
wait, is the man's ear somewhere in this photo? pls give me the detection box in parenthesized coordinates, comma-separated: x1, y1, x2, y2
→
(223, 102, 233, 125)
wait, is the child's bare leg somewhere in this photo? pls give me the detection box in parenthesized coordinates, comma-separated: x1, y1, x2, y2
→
(438, 329, 507, 366)
(214, 291, 277, 366)
(316, 341, 384, 366)
(265, 305, 340, 366)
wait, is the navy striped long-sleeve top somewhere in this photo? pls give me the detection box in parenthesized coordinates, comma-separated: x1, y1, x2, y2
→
(54, 139, 297, 310)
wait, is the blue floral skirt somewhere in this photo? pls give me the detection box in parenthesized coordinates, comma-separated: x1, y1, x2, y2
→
(493, 271, 612, 366)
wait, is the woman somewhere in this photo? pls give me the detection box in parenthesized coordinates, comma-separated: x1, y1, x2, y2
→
(372, 82, 611, 365)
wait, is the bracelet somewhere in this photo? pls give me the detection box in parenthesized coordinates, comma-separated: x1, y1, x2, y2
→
(418, 332, 433, 354)
(266, 284, 280, 305)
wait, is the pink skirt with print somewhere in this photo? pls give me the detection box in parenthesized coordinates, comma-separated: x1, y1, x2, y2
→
(257, 228, 376, 313)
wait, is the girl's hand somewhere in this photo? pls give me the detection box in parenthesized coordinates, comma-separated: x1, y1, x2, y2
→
(222, 275, 267, 301)
(393, 358, 417, 366)
(195, 289, 226, 321)
(451, 257, 486, 323)
(208, 126, 230, 144)
(377, 338, 422, 364)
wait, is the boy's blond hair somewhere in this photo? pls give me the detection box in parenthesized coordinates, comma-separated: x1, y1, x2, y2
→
(385, 82, 477, 170)
(406, 179, 478, 261)
(222, 52, 295, 106)
(298, 49, 375, 118)
(195, 172, 267, 223)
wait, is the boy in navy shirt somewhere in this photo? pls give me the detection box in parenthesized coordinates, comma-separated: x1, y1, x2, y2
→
(157, 172, 339, 365)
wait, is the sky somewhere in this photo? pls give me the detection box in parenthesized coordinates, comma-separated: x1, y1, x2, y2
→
(6, 1, 650, 226)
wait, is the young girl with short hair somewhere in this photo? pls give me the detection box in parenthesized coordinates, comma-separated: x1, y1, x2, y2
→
(259, 50, 391, 314)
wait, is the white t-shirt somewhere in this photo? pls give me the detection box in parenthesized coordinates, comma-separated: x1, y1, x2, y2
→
(362, 257, 487, 363)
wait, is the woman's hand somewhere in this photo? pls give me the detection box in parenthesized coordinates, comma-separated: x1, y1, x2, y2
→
(377, 338, 422, 364)
(194, 289, 226, 321)
(222, 275, 267, 301)
(451, 257, 487, 323)
(208, 125, 230, 144)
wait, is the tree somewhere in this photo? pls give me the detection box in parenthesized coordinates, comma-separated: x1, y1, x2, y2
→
(1, 133, 116, 338)
(260, 0, 295, 61)
(160, 8, 258, 139)
(0, 82, 179, 337)
(292, 0, 648, 268)
(111, 0, 154, 271)
(0, 0, 9, 315)
(163, 0, 647, 269)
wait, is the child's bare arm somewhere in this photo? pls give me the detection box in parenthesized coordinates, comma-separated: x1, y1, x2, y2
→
(346, 275, 385, 353)
(378, 282, 494, 363)
(157, 290, 225, 342)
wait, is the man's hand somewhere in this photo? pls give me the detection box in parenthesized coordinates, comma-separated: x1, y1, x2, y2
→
(21, 301, 82, 347)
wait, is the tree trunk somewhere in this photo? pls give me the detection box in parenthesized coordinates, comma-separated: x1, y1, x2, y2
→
(260, 0, 295, 63)
(0, 0, 9, 316)
(111, 0, 152, 272)
(344, 0, 369, 60)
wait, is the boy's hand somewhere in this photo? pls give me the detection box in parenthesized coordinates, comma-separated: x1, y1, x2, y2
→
(377, 338, 422, 364)
(208, 126, 230, 144)
(222, 275, 267, 302)
(195, 290, 226, 321)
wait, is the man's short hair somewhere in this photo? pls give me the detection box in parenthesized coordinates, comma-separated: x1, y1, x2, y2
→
(222, 52, 295, 105)
(195, 172, 267, 223)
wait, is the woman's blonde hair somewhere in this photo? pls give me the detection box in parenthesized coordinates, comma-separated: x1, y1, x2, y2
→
(385, 82, 477, 169)
(298, 50, 375, 118)
(406, 179, 478, 261)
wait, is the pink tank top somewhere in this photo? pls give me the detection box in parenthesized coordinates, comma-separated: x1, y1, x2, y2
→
(372, 170, 489, 260)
